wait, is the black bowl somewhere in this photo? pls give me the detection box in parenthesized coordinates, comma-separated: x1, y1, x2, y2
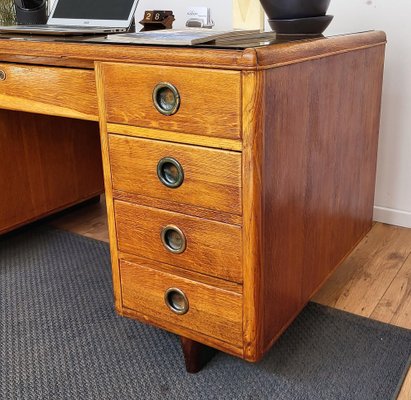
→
(268, 15, 333, 35)
(260, 0, 331, 20)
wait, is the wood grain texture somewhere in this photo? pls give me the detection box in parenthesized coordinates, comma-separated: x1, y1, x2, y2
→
(0, 110, 103, 234)
(371, 253, 411, 329)
(0, 39, 253, 70)
(119, 252, 243, 294)
(241, 71, 265, 361)
(120, 307, 244, 358)
(109, 134, 242, 215)
(259, 45, 385, 355)
(107, 123, 242, 151)
(120, 259, 243, 347)
(114, 200, 243, 282)
(95, 63, 124, 312)
(398, 371, 411, 400)
(113, 190, 242, 226)
(254, 31, 387, 69)
(0, 63, 98, 121)
(0, 32, 385, 71)
(314, 224, 411, 317)
(49, 196, 109, 242)
(101, 63, 241, 139)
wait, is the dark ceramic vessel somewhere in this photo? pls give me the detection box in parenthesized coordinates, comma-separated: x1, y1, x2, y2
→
(268, 15, 333, 35)
(14, 0, 48, 25)
(260, 0, 331, 20)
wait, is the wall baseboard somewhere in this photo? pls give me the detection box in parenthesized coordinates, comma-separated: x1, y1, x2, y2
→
(373, 206, 411, 229)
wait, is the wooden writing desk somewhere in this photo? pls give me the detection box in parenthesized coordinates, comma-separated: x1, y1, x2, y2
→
(0, 32, 386, 371)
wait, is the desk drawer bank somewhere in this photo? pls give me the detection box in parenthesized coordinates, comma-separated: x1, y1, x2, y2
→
(92, 32, 386, 372)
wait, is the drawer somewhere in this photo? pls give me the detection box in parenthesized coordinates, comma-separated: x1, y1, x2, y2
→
(120, 259, 243, 347)
(99, 62, 241, 139)
(0, 63, 98, 120)
(109, 134, 242, 215)
(115, 200, 242, 283)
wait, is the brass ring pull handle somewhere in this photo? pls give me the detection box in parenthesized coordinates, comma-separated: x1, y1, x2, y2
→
(157, 157, 184, 188)
(161, 225, 187, 254)
(152, 82, 180, 116)
(164, 288, 189, 315)
(0, 70, 6, 81)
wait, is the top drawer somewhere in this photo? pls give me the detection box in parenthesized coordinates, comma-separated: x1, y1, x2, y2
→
(0, 63, 98, 121)
(98, 63, 241, 139)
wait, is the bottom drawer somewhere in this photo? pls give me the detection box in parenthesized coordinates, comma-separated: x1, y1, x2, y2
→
(120, 259, 243, 347)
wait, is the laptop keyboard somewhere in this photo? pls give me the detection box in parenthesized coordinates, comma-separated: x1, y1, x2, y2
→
(12, 25, 107, 31)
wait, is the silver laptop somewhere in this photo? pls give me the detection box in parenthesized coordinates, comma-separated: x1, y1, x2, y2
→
(0, 0, 139, 35)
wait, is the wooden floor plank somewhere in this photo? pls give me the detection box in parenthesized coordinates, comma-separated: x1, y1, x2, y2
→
(371, 253, 411, 329)
(49, 197, 109, 242)
(313, 224, 411, 317)
(312, 223, 392, 306)
(398, 368, 411, 400)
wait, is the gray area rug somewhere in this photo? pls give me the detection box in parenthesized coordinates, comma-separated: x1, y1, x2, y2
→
(0, 227, 410, 400)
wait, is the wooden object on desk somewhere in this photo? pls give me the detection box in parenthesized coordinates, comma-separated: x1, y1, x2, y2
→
(139, 10, 174, 31)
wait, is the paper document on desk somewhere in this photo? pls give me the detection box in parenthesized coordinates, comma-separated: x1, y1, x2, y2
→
(104, 29, 265, 46)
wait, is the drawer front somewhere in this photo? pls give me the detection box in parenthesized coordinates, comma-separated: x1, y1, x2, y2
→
(115, 200, 242, 283)
(100, 63, 241, 139)
(0, 63, 98, 120)
(120, 259, 243, 347)
(109, 134, 242, 215)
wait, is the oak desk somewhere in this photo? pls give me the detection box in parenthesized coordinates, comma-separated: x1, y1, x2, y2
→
(0, 32, 386, 371)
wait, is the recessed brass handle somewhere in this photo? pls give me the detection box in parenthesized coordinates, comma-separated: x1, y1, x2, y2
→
(161, 225, 186, 254)
(164, 288, 189, 315)
(0, 70, 6, 81)
(152, 82, 180, 116)
(157, 157, 184, 188)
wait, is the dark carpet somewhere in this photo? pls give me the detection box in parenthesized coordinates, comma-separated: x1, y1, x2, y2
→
(0, 227, 410, 400)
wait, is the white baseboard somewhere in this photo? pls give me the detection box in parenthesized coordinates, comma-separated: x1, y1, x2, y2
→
(373, 206, 411, 228)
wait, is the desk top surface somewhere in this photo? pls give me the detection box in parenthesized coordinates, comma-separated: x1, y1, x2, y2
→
(0, 31, 320, 49)
(0, 31, 386, 70)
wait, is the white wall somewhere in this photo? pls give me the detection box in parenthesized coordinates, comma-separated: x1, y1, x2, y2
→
(324, 1, 411, 228)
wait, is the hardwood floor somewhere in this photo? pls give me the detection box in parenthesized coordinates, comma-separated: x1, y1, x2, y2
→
(48, 197, 411, 399)
(48, 196, 109, 243)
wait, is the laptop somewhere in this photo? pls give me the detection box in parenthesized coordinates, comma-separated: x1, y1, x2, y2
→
(0, 0, 139, 35)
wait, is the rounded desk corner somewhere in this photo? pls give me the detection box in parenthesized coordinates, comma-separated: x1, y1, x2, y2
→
(240, 47, 259, 68)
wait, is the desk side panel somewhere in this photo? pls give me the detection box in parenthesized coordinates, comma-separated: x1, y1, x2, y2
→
(0, 111, 104, 234)
(260, 44, 386, 352)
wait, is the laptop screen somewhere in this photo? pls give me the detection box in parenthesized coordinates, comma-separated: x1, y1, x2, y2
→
(48, 0, 138, 27)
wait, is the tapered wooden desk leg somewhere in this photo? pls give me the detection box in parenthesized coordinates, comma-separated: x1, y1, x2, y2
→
(179, 337, 218, 373)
